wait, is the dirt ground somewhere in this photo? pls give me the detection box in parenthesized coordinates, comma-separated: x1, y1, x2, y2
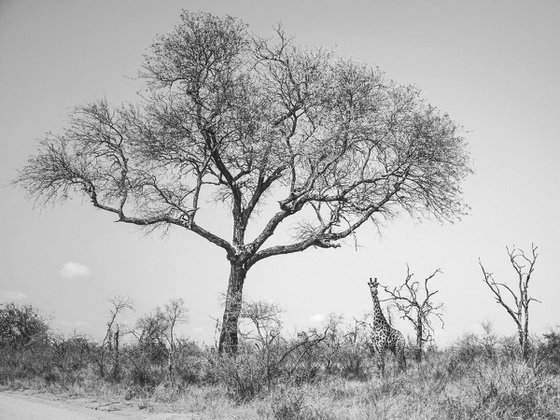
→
(0, 392, 194, 420)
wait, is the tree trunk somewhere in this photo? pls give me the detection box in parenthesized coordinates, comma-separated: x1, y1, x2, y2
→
(522, 334, 528, 361)
(167, 347, 174, 382)
(218, 262, 247, 354)
(523, 306, 530, 361)
(517, 313, 529, 361)
(112, 327, 120, 381)
(520, 327, 529, 361)
(416, 317, 423, 362)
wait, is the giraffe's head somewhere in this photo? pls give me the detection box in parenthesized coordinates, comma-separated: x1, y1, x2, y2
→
(368, 277, 379, 296)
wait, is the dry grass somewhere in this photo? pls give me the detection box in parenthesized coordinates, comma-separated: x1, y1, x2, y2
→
(3, 353, 560, 419)
(127, 358, 560, 420)
(3, 303, 560, 419)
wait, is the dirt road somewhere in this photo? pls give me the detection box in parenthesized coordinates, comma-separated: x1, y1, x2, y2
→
(0, 392, 124, 419)
(0, 392, 188, 419)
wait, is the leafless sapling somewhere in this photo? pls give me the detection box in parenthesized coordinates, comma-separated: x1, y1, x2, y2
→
(238, 300, 284, 387)
(239, 300, 284, 350)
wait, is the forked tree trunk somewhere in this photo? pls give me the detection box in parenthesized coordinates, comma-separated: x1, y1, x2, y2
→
(218, 263, 247, 354)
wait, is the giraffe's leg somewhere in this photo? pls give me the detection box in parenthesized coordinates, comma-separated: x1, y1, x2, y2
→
(395, 339, 407, 372)
(376, 348, 386, 377)
(396, 348, 406, 371)
(400, 347, 407, 371)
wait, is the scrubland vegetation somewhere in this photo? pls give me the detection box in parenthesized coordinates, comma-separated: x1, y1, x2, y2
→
(2, 301, 560, 419)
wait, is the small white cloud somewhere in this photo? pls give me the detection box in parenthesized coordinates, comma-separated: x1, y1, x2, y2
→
(0, 290, 27, 302)
(310, 313, 326, 323)
(59, 262, 91, 280)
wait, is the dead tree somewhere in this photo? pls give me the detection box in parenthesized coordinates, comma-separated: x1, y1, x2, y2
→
(160, 299, 188, 382)
(479, 244, 540, 360)
(382, 266, 444, 361)
(99, 296, 134, 380)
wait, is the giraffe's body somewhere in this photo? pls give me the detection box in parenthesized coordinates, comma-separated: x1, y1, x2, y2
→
(368, 277, 406, 375)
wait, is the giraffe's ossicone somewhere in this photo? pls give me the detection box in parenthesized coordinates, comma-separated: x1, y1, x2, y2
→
(368, 277, 407, 375)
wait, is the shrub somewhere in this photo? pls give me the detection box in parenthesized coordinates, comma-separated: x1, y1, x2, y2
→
(537, 328, 560, 374)
(443, 361, 560, 419)
(270, 384, 308, 420)
(0, 303, 49, 350)
(206, 349, 269, 401)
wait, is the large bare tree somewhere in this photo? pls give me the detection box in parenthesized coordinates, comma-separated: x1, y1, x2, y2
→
(479, 244, 540, 360)
(15, 12, 472, 354)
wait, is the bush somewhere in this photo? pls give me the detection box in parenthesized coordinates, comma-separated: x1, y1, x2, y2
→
(537, 328, 560, 374)
(270, 384, 308, 420)
(443, 361, 560, 419)
(0, 303, 49, 349)
(206, 350, 269, 401)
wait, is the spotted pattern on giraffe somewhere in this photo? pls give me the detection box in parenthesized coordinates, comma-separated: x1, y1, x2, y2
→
(368, 277, 407, 376)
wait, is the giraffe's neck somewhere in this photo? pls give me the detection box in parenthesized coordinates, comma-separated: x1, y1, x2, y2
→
(371, 294, 390, 328)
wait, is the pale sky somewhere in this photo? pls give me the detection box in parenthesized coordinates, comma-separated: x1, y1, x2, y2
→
(1, 0, 560, 346)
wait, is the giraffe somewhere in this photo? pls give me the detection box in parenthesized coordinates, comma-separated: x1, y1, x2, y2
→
(367, 277, 407, 375)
